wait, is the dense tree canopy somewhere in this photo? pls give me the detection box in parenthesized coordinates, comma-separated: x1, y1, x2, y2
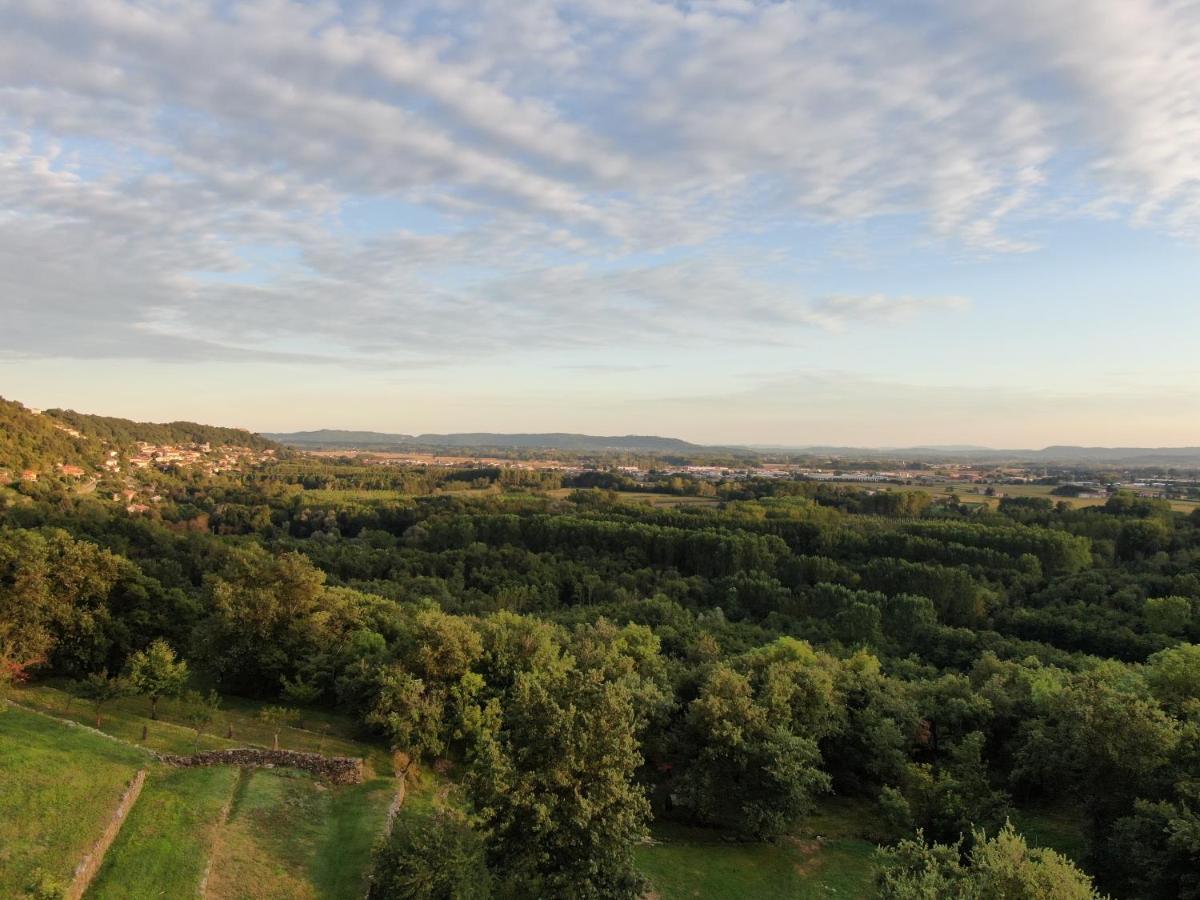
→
(3, 451, 1199, 898)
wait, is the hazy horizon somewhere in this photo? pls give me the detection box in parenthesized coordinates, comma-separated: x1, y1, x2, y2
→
(2, 0, 1198, 447)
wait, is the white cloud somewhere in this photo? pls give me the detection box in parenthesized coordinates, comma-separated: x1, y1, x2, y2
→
(0, 0, 1197, 367)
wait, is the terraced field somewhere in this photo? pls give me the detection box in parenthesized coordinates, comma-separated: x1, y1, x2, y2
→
(89, 766, 239, 897)
(0, 705, 148, 896)
(203, 768, 393, 900)
(1, 701, 396, 899)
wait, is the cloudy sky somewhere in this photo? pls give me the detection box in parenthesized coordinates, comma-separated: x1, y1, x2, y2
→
(2, 0, 1198, 446)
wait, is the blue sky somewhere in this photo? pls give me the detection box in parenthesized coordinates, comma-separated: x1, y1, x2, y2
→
(1, 0, 1198, 446)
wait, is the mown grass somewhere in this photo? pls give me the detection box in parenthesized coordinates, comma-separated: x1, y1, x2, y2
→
(0, 705, 147, 896)
(12, 682, 391, 773)
(88, 765, 239, 898)
(204, 768, 394, 900)
(636, 821, 876, 900)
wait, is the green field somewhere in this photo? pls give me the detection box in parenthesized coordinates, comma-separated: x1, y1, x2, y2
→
(0, 705, 148, 896)
(2, 705, 397, 899)
(89, 766, 239, 898)
(204, 768, 394, 900)
(636, 823, 875, 899)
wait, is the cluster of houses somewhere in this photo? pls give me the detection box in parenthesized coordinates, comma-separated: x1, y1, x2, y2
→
(126, 441, 276, 475)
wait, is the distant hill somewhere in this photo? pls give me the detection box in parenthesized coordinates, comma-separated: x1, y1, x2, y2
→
(0, 397, 99, 472)
(1032, 446, 1200, 465)
(48, 408, 278, 452)
(265, 429, 703, 453)
(0, 396, 279, 478)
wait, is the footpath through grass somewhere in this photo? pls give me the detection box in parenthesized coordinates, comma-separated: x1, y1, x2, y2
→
(204, 767, 394, 900)
(87, 765, 239, 898)
(0, 705, 148, 896)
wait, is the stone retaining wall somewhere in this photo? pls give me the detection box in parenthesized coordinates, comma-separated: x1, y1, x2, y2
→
(155, 748, 364, 784)
(66, 768, 147, 900)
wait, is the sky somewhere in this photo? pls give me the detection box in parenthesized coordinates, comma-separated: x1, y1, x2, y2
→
(1, 0, 1198, 448)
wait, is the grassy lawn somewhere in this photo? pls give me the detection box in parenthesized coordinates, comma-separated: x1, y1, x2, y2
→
(0, 705, 148, 896)
(636, 822, 875, 900)
(88, 765, 239, 898)
(12, 682, 390, 773)
(204, 768, 394, 900)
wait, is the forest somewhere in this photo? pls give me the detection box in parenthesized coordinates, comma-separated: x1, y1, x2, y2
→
(2, 452, 1199, 899)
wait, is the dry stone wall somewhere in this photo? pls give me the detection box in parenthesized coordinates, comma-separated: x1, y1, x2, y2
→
(66, 768, 147, 900)
(155, 748, 364, 784)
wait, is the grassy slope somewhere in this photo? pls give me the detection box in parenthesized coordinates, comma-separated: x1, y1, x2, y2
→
(87, 766, 239, 898)
(12, 682, 390, 772)
(204, 768, 393, 900)
(0, 706, 147, 896)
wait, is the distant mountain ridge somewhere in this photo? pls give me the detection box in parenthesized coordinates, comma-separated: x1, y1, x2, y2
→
(265, 429, 703, 453)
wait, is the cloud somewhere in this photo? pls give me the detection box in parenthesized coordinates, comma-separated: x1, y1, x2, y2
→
(0, 0, 1197, 367)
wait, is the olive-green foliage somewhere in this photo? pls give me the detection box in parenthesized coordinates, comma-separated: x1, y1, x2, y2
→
(368, 808, 491, 900)
(877, 822, 1102, 899)
(126, 637, 188, 719)
(467, 663, 650, 899)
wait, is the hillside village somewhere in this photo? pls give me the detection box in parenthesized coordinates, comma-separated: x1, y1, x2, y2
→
(0, 400, 279, 510)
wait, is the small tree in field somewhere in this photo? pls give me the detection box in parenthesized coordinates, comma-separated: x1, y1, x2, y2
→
(182, 690, 222, 749)
(127, 638, 189, 720)
(258, 706, 296, 750)
(78, 671, 129, 728)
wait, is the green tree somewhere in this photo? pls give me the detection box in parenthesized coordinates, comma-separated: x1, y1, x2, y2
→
(367, 666, 446, 761)
(76, 670, 129, 728)
(1145, 596, 1194, 636)
(126, 638, 188, 720)
(878, 822, 1101, 899)
(257, 705, 297, 750)
(368, 807, 491, 900)
(182, 689, 222, 749)
(1145, 643, 1200, 716)
(467, 666, 649, 898)
(678, 663, 831, 839)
